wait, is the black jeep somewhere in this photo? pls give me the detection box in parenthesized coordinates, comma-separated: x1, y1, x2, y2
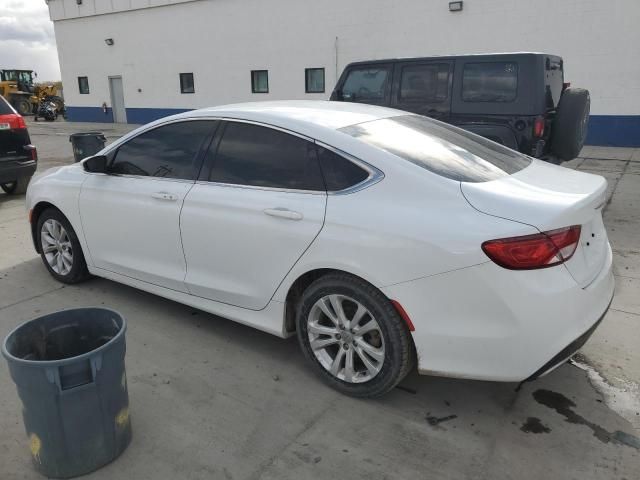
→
(330, 53, 589, 161)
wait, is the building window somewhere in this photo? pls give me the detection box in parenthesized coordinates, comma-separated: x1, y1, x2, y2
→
(78, 76, 89, 94)
(180, 73, 195, 94)
(305, 68, 325, 93)
(251, 70, 269, 93)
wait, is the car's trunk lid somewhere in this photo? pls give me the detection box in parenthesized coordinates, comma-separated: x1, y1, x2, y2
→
(461, 160, 608, 287)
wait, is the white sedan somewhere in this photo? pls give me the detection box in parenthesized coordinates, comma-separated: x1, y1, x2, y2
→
(26, 101, 614, 397)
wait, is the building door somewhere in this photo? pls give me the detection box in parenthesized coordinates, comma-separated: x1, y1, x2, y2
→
(108, 76, 127, 123)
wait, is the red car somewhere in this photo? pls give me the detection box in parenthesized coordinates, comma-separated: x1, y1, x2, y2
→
(0, 95, 37, 194)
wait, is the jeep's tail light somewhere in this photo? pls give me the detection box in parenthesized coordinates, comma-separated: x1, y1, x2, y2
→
(533, 117, 545, 138)
(482, 226, 581, 270)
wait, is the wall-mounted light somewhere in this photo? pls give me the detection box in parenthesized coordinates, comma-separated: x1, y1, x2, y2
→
(105, 38, 114, 46)
(449, 1, 463, 12)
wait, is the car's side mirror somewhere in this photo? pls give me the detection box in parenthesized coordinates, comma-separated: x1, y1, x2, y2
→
(83, 155, 108, 173)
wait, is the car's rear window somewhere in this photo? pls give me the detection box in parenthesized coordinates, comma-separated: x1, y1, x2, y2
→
(0, 97, 15, 115)
(339, 115, 531, 183)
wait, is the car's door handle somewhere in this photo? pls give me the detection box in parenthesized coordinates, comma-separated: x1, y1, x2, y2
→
(263, 208, 303, 221)
(151, 191, 178, 201)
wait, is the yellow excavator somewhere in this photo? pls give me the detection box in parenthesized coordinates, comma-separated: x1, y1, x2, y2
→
(0, 69, 65, 116)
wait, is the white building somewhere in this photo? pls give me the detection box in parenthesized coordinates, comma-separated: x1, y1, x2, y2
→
(47, 0, 640, 146)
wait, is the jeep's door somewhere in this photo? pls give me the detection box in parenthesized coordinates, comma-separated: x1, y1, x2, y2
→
(391, 61, 453, 122)
(335, 63, 393, 107)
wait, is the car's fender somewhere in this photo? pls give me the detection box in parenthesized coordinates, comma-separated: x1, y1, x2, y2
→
(26, 164, 92, 265)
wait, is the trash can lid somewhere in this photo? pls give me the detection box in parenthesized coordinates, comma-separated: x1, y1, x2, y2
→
(69, 132, 107, 141)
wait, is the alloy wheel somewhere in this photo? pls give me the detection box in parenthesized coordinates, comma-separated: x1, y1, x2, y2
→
(41, 219, 73, 276)
(307, 294, 385, 383)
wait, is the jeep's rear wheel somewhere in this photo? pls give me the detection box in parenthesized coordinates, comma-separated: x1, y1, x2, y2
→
(551, 88, 590, 161)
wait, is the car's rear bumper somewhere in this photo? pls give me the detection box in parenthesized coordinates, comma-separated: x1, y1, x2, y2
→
(381, 242, 614, 382)
(0, 158, 36, 184)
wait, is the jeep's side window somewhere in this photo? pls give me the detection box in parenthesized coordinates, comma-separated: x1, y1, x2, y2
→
(342, 67, 390, 103)
(399, 64, 449, 102)
(462, 62, 518, 103)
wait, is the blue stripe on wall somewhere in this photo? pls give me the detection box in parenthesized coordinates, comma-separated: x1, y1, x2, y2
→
(585, 115, 640, 147)
(66, 106, 114, 123)
(65, 106, 640, 147)
(125, 107, 192, 124)
(65, 106, 190, 124)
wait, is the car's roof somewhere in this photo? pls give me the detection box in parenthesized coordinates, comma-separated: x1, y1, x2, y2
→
(182, 100, 407, 133)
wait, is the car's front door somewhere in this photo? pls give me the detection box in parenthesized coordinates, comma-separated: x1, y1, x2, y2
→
(79, 120, 217, 291)
(180, 121, 327, 310)
(391, 61, 453, 121)
(337, 63, 393, 106)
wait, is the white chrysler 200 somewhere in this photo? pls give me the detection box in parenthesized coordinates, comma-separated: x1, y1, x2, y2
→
(26, 101, 614, 397)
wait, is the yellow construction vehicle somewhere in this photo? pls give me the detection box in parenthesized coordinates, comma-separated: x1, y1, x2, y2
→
(0, 69, 65, 116)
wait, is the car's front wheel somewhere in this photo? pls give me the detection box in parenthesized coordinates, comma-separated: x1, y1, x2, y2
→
(36, 208, 90, 284)
(296, 273, 413, 397)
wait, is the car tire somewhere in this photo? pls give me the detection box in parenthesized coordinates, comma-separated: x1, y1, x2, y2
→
(1, 176, 31, 195)
(36, 208, 90, 284)
(551, 88, 590, 161)
(296, 272, 414, 397)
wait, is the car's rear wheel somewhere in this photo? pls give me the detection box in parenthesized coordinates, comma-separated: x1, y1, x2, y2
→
(1, 176, 31, 195)
(36, 208, 90, 284)
(551, 88, 590, 161)
(296, 273, 413, 397)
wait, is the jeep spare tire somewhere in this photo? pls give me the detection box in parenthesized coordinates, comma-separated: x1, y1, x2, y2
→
(551, 88, 590, 160)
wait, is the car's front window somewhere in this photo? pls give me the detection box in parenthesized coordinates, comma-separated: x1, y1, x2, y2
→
(110, 120, 216, 180)
(339, 114, 531, 183)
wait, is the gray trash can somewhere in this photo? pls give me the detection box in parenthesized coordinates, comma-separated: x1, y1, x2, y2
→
(69, 132, 106, 162)
(2, 308, 132, 478)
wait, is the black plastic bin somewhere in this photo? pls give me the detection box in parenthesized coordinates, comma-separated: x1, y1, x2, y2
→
(2, 308, 132, 479)
(69, 132, 106, 162)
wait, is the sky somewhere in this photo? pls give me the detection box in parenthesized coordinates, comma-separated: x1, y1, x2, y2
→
(0, 0, 61, 81)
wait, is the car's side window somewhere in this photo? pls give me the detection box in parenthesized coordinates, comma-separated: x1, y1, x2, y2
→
(110, 121, 215, 180)
(461, 62, 518, 103)
(316, 146, 369, 192)
(341, 67, 390, 102)
(209, 122, 325, 191)
(399, 64, 450, 102)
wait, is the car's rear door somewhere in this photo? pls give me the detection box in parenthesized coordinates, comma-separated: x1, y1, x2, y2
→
(180, 120, 327, 310)
(391, 60, 453, 121)
(79, 119, 217, 291)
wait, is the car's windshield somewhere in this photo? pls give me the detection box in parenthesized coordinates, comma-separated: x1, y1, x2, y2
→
(339, 114, 531, 182)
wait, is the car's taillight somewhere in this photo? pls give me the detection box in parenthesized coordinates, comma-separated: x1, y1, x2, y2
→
(0, 113, 25, 130)
(482, 226, 581, 270)
(14, 115, 26, 129)
(533, 117, 545, 138)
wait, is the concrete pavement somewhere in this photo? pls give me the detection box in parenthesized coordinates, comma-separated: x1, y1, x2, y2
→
(0, 120, 638, 479)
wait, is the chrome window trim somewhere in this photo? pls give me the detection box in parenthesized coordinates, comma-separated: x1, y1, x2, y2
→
(100, 115, 384, 195)
(194, 180, 326, 195)
(101, 117, 220, 157)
